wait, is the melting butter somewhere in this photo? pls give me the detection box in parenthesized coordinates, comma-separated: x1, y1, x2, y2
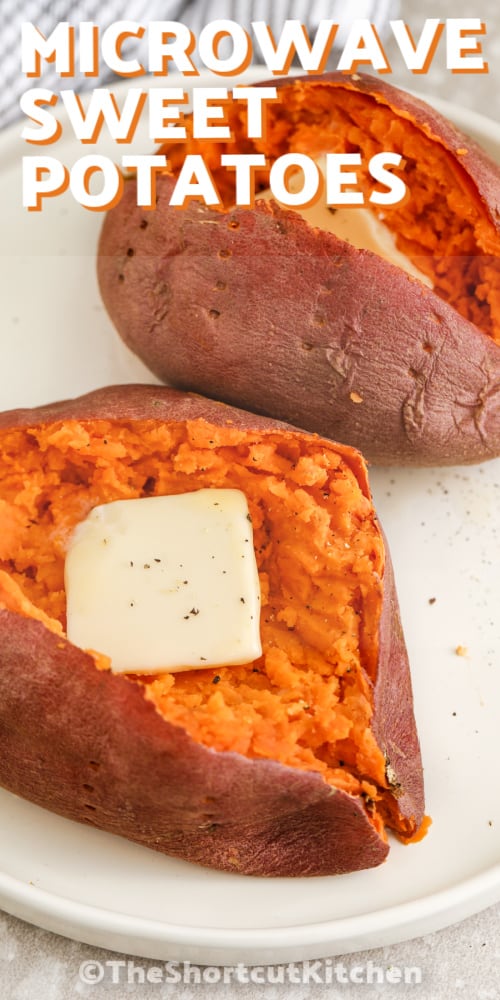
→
(259, 155, 432, 287)
(65, 489, 262, 674)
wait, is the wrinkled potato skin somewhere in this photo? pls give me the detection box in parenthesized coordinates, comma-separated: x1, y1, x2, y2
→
(0, 386, 424, 876)
(97, 75, 500, 466)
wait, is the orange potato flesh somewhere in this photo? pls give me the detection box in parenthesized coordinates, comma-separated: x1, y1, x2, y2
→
(0, 415, 398, 835)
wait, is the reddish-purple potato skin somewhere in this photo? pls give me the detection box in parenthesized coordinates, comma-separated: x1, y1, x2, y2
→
(97, 75, 500, 467)
(0, 386, 424, 876)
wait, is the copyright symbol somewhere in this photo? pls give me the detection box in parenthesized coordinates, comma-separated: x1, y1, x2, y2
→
(79, 960, 105, 985)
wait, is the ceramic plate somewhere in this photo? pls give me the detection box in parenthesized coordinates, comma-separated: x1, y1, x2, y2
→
(1, 71, 500, 963)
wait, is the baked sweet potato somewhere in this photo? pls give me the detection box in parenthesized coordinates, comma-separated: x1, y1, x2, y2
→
(0, 385, 424, 876)
(98, 73, 500, 466)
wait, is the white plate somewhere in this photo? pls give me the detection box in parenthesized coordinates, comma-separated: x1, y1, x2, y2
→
(1, 72, 500, 964)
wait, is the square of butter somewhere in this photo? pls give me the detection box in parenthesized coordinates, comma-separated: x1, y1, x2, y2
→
(65, 489, 262, 673)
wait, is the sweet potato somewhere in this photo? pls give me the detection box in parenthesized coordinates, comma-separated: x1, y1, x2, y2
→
(0, 385, 424, 876)
(98, 73, 500, 466)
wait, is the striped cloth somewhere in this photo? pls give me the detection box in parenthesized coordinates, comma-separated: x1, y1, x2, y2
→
(1, 0, 399, 128)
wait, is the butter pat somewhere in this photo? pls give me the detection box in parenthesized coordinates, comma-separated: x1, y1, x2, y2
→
(65, 489, 262, 674)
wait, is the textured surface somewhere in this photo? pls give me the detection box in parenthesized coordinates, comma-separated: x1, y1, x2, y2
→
(2, 0, 500, 994)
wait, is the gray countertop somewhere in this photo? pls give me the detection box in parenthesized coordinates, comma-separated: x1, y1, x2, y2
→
(2, 0, 500, 996)
(1, 902, 500, 998)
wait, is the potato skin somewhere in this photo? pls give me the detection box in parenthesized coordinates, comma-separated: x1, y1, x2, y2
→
(97, 75, 500, 467)
(0, 385, 424, 876)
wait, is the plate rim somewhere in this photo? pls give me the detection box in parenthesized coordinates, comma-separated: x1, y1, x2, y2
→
(1, 855, 500, 962)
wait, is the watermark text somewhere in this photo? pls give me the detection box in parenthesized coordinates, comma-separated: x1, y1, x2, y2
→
(79, 958, 422, 987)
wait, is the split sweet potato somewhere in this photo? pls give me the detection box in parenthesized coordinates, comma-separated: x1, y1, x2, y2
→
(0, 385, 424, 876)
(98, 73, 500, 465)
